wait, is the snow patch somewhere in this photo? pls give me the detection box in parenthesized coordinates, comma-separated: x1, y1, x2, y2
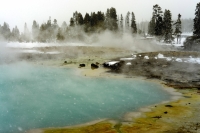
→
(126, 62, 132, 65)
(175, 58, 182, 62)
(144, 56, 149, 59)
(157, 53, 165, 58)
(120, 58, 135, 61)
(105, 61, 120, 66)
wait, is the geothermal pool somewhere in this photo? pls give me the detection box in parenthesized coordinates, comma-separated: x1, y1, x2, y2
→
(0, 62, 171, 133)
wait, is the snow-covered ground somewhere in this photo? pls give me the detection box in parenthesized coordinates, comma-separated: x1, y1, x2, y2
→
(106, 52, 200, 66)
(19, 50, 61, 54)
(155, 32, 192, 47)
(6, 42, 90, 48)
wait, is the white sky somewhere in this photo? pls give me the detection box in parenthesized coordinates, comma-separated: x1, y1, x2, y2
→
(0, 0, 199, 32)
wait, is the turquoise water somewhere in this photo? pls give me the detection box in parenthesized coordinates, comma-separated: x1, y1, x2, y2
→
(0, 62, 171, 133)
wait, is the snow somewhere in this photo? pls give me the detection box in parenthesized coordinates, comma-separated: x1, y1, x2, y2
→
(175, 58, 182, 62)
(6, 42, 90, 48)
(19, 50, 61, 54)
(105, 61, 120, 66)
(157, 53, 165, 58)
(45, 51, 61, 54)
(132, 54, 137, 58)
(187, 58, 200, 64)
(144, 56, 149, 59)
(20, 50, 43, 54)
(166, 57, 172, 61)
(120, 58, 135, 61)
(126, 62, 132, 65)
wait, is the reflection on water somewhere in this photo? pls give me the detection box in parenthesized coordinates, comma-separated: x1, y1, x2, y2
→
(0, 62, 170, 133)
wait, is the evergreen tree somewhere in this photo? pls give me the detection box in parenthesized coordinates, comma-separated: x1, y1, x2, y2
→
(1, 22, 11, 40)
(70, 17, 75, 27)
(57, 28, 65, 41)
(131, 12, 137, 33)
(61, 21, 67, 31)
(32, 20, 39, 41)
(105, 8, 110, 29)
(23, 23, 30, 42)
(109, 7, 118, 31)
(120, 14, 123, 31)
(97, 11, 105, 29)
(83, 13, 91, 32)
(163, 9, 173, 43)
(153, 4, 163, 36)
(73, 11, 78, 25)
(174, 14, 182, 44)
(13, 26, 20, 41)
(193, 2, 200, 37)
(90, 12, 98, 28)
(125, 11, 130, 31)
(78, 13, 84, 25)
(148, 16, 156, 35)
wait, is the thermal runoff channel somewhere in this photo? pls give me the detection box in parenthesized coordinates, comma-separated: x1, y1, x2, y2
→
(0, 63, 171, 133)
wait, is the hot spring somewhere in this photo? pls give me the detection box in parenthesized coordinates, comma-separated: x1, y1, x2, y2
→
(0, 62, 171, 133)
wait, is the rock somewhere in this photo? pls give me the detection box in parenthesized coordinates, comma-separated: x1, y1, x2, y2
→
(79, 64, 86, 67)
(164, 111, 168, 114)
(91, 63, 99, 69)
(165, 105, 173, 107)
(64, 61, 67, 63)
(152, 116, 162, 119)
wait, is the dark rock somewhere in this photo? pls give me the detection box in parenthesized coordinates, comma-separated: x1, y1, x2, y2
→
(165, 105, 173, 107)
(152, 116, 162, 119)
(91, 63, 99, 69)
(164, 111, 168, 114)
(79, 64, 86, 67)
(64, 61, 67, 63)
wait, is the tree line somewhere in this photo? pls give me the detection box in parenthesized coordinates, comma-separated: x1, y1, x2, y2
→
(0, 2, 200, 43)
(0, 7, 137, 43)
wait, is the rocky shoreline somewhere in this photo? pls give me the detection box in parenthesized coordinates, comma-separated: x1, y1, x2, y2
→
(105, 51, 200, 89)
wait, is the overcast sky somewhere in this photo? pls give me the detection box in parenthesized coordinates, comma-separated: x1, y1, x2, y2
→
(0, 0, 199, 32)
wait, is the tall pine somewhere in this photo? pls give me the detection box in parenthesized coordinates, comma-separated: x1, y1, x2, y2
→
(148, 16, 156, 35)
(193, 2, 200, 37)
(153, 4, 163, 36)
(163, 9, 173, 43)
(174, 14, 182, 44)
(131, 12, 137, 34)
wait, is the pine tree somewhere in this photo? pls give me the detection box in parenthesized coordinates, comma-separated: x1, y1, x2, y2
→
(125, 11, 130, 31)
(193, 2, 200, 37)
(153, 4, 163, 36)
(32, 20, 39, 41)
(97, 11, 105, 29)
(70, 18, 75, 27)
(57, 28, 65, 41)
(83, 13, 91, 32)
(78, 13, 84, 25)
(24, 23, 30, 42)
(105, 8, 110, 29)
(131, 12, 137, 34)
(109, 7, 118, 31)
(148, 16, 156, 35)
(163, 9, 173, 43)
(174, 14, 182, 44)
(1, 22, 11, 40)
(120, 14, 123, 31)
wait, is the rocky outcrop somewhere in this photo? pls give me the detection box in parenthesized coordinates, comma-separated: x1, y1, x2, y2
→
(91, 63, 99, 69)
(79, 64, 86, 67)
(103, 51, 200, 88)
(184, 36, 200, 51)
